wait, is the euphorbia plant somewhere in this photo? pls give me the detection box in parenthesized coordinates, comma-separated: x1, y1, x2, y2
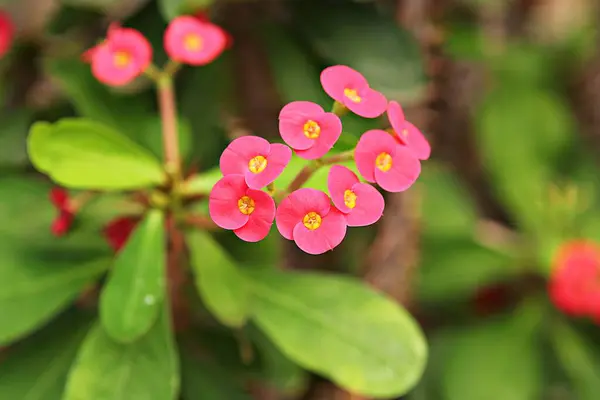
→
(20, 12, 429, 400)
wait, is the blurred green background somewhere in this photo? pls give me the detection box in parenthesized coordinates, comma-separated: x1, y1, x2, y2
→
(2, 0, 600, 399)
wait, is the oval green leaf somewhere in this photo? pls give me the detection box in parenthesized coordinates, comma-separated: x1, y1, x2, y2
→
(244, 269, 427, 398)
(28, 118, 165, 190)
(0, 312, 91, 400)
(64, 308, 179, 400)
(186, 230, 250, 327)
(0, 250, 109, 346)
(100, 209, 166, 343)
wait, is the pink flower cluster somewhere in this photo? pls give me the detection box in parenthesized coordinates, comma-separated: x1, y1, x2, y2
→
(210, 66, 431, 255)
(84, 14, 229, 86)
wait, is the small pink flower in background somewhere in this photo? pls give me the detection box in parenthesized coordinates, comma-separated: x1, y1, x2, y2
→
(209, 174, 275, 242)
(219, 136, 291, 189)
(327, 165, 384, 227)
(83, 24, 152, 86)
(0, 11, 14, 58)
(103, 216, 139, 253)
(320, 65, 387, 118)
(549, 240, 600, 320)
(355, 129, 421, 193)
(387, 101, 431, 160)
(276, 188, 347, 255)
(278, 101, 342, 160)
(49, 188, 74, 237)
(164, 16, 227, 66)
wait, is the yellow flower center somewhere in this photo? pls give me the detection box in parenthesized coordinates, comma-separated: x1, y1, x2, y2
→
(401, 128, 409, 137)
(238, 196, 255, 215)
(303, 120, 321, 139)
(184, 33, 203, 52)
(375, 152, 393, 172)
(344, 189, 357, 209)
(248, 155, 268, 174)
(302, 211, 322, 230)
(344, 88, 361, 103)
(113, 51, 132, 68)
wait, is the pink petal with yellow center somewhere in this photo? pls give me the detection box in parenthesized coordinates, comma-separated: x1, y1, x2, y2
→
(209, 175, 249, 230)
(345, 183, 384, 227)
(354, 129, 397, 182)
(164, 16, 227, 66)
(374, 145, 421, 192)
(320, 65, 368, 103)
(219, 135, 271, 177)
(244, 143, 291, 189)
(344, 87, 387, 118)
(327, 165, 360, 214)
(234, 189, 275, 242)
(278, 101, 324, 150)
(295, 113, 342, 160)
(275, 188, 331, 240)
(292, 208, 347, 255)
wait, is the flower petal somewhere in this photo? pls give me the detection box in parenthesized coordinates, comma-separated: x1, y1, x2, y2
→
(220, 136, 271, 176)
(346, 183, 384, 227)
(354, 129, 397, 182)
(209, 175, 249, 230)
(275, 188, 332, 240)
(374, 145, 421, 192)
(387, 100, 406, 130)
(292, 208, 347, 255)
(320, 65, 368, 102)
(394, 121, 431, 161)
(244, 143, 291, 189)
(234, 189, 275, 242)
(327, 165, 360, 213)
(345, 87, 387, 118)
(295, 112, 342, 160)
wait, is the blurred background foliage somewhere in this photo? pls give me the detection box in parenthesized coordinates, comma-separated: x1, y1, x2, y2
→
(1, 0, 600, 399)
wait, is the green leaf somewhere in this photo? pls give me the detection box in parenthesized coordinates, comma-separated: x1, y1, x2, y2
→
(0, 250, 108, 346)
(180, 352, 252, 400)
(0, 311, 91, 400)
(476, 87, 575, 234)
(244, 269, 427, 398)
(100, 210, 166, 342)
(248, 325, 308, 395)
(420, 164, 479, 237)
(418, 236, 517, 303)
(186, 230, 250, 327)
(64, 308, 179, 400)
(28, 119, 165, 190)
(295, 0, 426, 103)
(551, 318, 600, 400)
(441, 302, 544, 400)
(181, 167, 222, 195)
(0, 109, 32, 167)
(158, 0, 215, 20)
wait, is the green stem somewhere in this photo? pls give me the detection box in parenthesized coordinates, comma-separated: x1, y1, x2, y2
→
(157, 74, 182, 182)
(285, 150, 354, 194)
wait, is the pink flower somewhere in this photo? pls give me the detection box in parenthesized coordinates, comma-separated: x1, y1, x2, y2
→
(0, 11, 14, 58)
(387, 101, 431, 160)
(83, 24, 152, 87)
(355, 129, 421, 193)
(278, 101, 342, 160)
(327, 165, 384, 227)
(320, 65, 387, 118)
(219, 136, 291, 190)
(164, 16, 227, 66)
(276, 188, 347, 255)
(209, 175, 275, 242)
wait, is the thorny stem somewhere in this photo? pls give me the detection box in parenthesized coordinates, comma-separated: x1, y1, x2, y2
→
(285, 150, 355, 194)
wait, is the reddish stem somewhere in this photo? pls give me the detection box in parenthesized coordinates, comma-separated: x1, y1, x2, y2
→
(158, 76, 181, 178)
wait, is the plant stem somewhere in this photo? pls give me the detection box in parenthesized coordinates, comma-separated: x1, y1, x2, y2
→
(157, 75, 182, 182)
(286, 150, 354, 194)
